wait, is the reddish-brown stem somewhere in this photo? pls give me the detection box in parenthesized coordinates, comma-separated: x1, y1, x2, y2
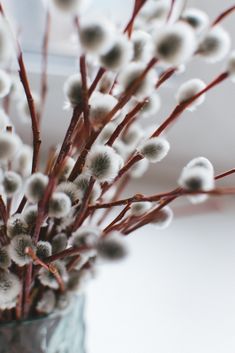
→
(212, 5, 235, 26)
(79, 54, 91, 139)
(88, 68, 106, 96)
(215, 168, 235, 180)
(25, 247, 65, 292)
(156, 67, 177, 88)
(106, 100, 147, 146)
(166, 0, 176, 22)
(18, 53, 41, 173)
(97, 175, 130, 226)
(124, 0, 147, 37)
(45, 246, 89, 263)
(103, 204, 131, 234)
(38, 8, 51, 124)
(152, 72, 229, 137)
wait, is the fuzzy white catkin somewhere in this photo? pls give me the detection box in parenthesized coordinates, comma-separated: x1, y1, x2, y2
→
(121, 123, 144, 148)
(227, 51, 235, 82)
(140, 0, 169, 23)
(79, 18, 113, 54)
(59, 156, 75, 179)
(186, 157, 214, 174)
(7, 214, 28, 238)
(178, 165, 215, 191)
(151, 206, 173, 229)
(52, 233, 68, 254)
(89, 92, 118, 128)
(198, 26, 231, 63)
(63, 73, 83, 108)
(0, 132, 22, 161)
(86, 145, 123, 182)
(131, 30, 153, 62)
(153, 22, 196, 65)
(0, 270, 21, 308)
(49, 192, 72, 218)
(141, 92, 161, 117)
(137, 137, 170, 163)
(100, 35, 133, 71)
(181, 8, 209, 34)
(36, 290, 56, 314)
(13, 144, 33, 177)
(70, 226, 99, 249)
(25, 173, 49, 203)
(118, 62, 156, 100)
(22, 205, 38, 225)
(130, 202, 152, 217)
(2, 171, 22, 196)
(74, 174, 101, 202)
(97, 231, 127, 262)
(96, 122, 117, 144)
(38, 260, 68, 290)
(36, 241, 52, 260)
(0, 70, 11, 98)
(9, 234, 34, 267)
(56, 181, 79, 203)
(175, 79, 206, 111)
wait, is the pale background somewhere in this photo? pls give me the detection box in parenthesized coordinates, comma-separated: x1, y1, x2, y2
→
(2, 1, 235, 352)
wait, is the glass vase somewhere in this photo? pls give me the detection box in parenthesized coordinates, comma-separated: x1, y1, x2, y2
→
(0, 295, 85, 353)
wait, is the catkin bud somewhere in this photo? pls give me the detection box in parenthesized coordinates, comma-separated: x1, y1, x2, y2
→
(52, 233, 68, 254)
(79, 18, 113, 54)
(56, 181, 79, 203)
(153, 22, 196, 65)
(181, 8, 209, 34)
(36, 290, 56, 314)
(38, 260, 68, 290)
(25, 173, 49, 203)
(63, 74, 83, 108)
(175, 79, 206, 111)
(49, 192, 72, 218)
(100, 35, 133, 71)
(178, 165, 214, 191)
(97, 231, 127, 262)
(86, 146, 123, 182)
(0, 132, 22, 161)
(89, 92, 118, 128)
(36, 241, 52, 260)
(13, 144, 33, 177)
(75, 174, 102, 202)
(2, 171, 22, 196)
(227, 51, 235, 82)
(7, 214, 28, 238)
(130, 201, 152, 217)
(70, 226, 100, 248)
(131, 30, 153, 62)
(22, 205, 38, 226)
(9, 234, 34, 266)
(118, 62, 156, 100)
(151, 206, 173, 229)
(198, 26, 231, 63)
(0, 270, 21, 309)
(137, 137, 170, 163)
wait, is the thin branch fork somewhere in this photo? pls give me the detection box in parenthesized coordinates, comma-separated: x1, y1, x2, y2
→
(25, 247, 65, 292)
(212, 5, 235, 26)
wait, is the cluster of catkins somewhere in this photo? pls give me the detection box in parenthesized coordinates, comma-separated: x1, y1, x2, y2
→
(0, 0, 235, 319)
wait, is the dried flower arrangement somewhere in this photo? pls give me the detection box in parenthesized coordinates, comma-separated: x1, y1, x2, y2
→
(0, 0, 235, 322)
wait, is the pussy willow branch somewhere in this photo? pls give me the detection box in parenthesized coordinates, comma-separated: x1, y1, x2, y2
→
(103, 203, 131, 234)
(69, 58, 158, 180)
(167, 0, 176, 22)
(212, 4, 235, 26)
(38, 7, 51, 124)
(111, 71, 229, 184)
(25, 247, 65, 292)
(0, 4, 41, 174)
(124, 0, 148, 37)
(80, 54, 91, 139)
